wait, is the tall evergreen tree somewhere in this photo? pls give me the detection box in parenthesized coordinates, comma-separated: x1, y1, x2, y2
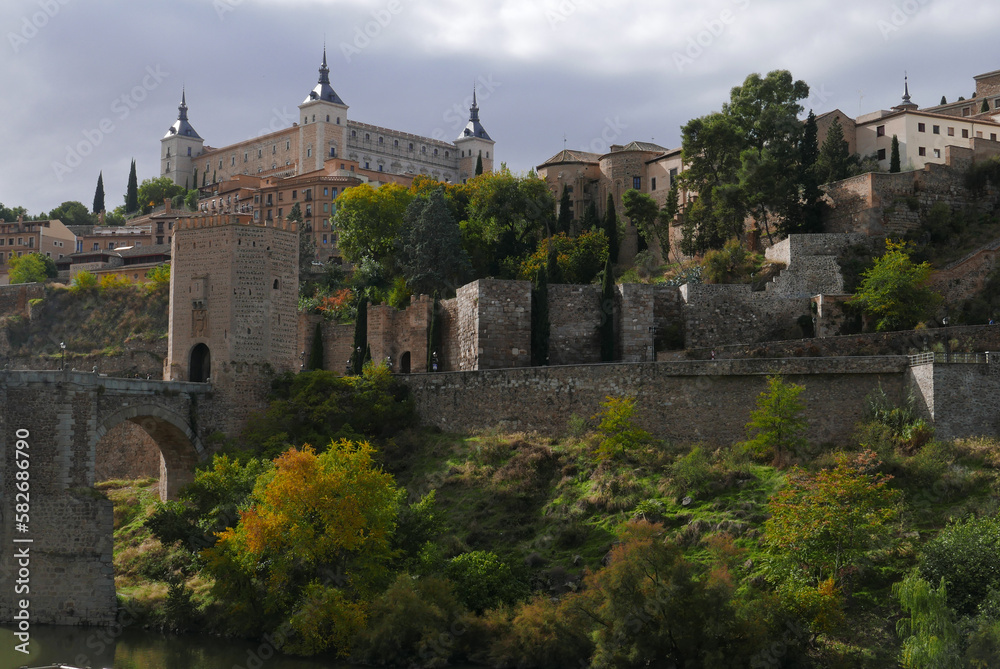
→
(583, 200, 600, 231)
(475, 152, 484, 176)
(982, 99, 990, 113)
(889, 135, 901, 173)
(599, 257, 615, 362)
(192, 168, 198, 191)
(815, 116, 851, 184)
(604, 193, 619, 263)
(940, 95, 947, 105)
(93, 172, 105, 215)
(125, 160, 139, 214)
(307, 322, 324, 371)
(546, 238, 564, 285)
(426, 296, 441, 372)
(531, 265, 549, 367)
(794, 110, 825, 234)
(557, 186, 573, 235)
(351, 297, 369, 375)
(397, 188, 469, 296)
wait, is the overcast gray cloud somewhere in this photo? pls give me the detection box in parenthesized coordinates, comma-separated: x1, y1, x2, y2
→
(1, 0, 998, 215)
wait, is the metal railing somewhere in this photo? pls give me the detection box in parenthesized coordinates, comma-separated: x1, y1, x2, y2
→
(909, 352, 993, 365)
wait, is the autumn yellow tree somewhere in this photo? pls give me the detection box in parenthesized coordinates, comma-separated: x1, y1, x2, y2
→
(205, 440, 399, 656)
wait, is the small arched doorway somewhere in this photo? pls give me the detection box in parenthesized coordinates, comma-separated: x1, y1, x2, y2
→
(189, 343, 211, 382)
(399, 351, 411, 374)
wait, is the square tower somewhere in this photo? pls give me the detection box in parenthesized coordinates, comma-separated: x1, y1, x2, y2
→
(165, 214, 300, 385)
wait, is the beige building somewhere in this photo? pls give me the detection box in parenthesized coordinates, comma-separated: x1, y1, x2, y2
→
(819, 71, 1000, 173)
(0, 218, 76, 285)
(161, 49, 495, 191)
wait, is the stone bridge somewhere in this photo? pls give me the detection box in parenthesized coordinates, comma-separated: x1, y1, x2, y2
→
(0, 371, 218, 626)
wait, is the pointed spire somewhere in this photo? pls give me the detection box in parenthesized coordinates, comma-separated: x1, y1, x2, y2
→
(469, 83, 480, 124)
(318, 45, 331, 85)
(164, 88, 201, 140)
(902, 72, 911, 104)
(178, 88, 189, 121)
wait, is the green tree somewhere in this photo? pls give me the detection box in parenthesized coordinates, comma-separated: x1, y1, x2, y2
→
(48, 200, 95, 226)
(8, 252, 55, 284)
(0, 203, 30, 222)
(307, 322, 324, 371)
(847, 240, 942, 331)
(136, 176, 186, 214)
(93, 171, 105, 214)
(125, 159, 139, 214)
(763, 450, 902, 584)
(351, 296, 368, 375)
(206, 441, 399, 656)
(333, 183, 412, 267)
(742, 374, 808, 465)
(599, 256, 615, 361)
(582, 200, 599, 231)
(893, 573, 963, 669)
(396, 188, 469, 296)
(461, 167, 555, 278)
(796, 110, 826, 234)
(890, 135, 901, 173)
(592, 394, 650, 459)
(815, 116, 852, 185)
(446, 551, 527, 614)
(287, 202, 315, 277)
(681, 70, 809, 250)
(518, 230, 608, 285)
(622, 188, 667, 256)
(557, 185, 573, 234)
(603, 193, 619, 263)
(982, 99, 990, 113)
(941, 95, 947, 105)
(920, 515, 1000, 616)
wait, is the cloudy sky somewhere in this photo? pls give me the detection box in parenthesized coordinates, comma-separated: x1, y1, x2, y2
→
(2, 0, 998, 216)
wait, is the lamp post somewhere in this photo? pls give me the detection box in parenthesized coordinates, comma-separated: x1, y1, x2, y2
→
(60, 342, 66, 371)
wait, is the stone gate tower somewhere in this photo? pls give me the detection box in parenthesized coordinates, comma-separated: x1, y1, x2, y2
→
(165, 213, 299, 431)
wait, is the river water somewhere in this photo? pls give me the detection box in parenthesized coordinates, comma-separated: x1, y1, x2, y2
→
(0, 625, 354, 669)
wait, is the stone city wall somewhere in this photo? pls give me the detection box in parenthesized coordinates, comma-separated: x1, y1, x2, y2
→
(402, 357, 910, 447)
(909, 358, 1000, 440)
(548, 284, 602, 366)
(0, 283, 44, 318)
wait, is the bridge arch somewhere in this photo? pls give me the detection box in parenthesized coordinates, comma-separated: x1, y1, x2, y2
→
(95, 404, 207, 501)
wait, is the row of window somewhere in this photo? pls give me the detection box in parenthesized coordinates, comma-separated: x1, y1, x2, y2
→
(877, 123, 999, 142)
(0, 237, 33, 247)
(302, 114, 341, 125)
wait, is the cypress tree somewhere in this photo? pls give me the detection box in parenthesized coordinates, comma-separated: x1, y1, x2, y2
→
(192, 168, 198, 191)
(363, 343, 372, 367)
(982, 99, 990, 113)
(93, 171, 105, 214)
(796, 110, 824, 234)
(940, 95, 947, 105)
(583, 200, 599, 231)
(604, 193, 619, 263)
(599, 257, 615, 362)
(557, 186, 573, 235)
(351, 296, 368, 375)
(889, 135, 901, 173)
(531, 266, 549, 367)
(475, 152, 484, 176)
(546, 238, 563, 285)
(816, 117, 851, 184)
(307, 322, 324, 370)
(426, 295, 441, 372)
(125, 159, 139, 214)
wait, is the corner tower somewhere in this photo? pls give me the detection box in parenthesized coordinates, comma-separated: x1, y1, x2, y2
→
(298, 47, 349, 172)
(455, 87, 495, 182)
(161, 90, 204, 188)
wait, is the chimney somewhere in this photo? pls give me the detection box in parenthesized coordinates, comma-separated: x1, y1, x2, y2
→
(164, 198, 172, 213)
(17, 215, 23, 224)
(98, 211, 105, 225)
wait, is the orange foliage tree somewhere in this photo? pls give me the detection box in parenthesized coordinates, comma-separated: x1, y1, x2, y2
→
(205, 440, 399, 656)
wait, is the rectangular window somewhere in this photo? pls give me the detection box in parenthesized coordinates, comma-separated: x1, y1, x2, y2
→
(918, 122, 926, 132)
(17, 237, 23, 246)
(948, 127, 955, 136)
(918, 147, 926, 156)
(877, 148, 886, 160)
(323, 234, 328, 244)
(651, 177, 657, 190)
(933, 148, 941, 158)
(0, 239, 5, 246)
(633, 176, 641, 189)
(323, 203, 329, 213)
(963, 107, 971, 117)
(876, 125, 885, 137)
(323, 187, 329, 196)
(962, 129, 969, 138)
(292, 190, 297, 199)
(93, 242, 99, 250)
(933, 125, 940, 134)
(992, 133, 997, 141)
(278, 208, 283, 218)
(108, 242, 114, 249)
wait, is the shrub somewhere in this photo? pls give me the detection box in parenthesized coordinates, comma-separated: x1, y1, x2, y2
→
(98, 273, 133, 293)
(488, 593, 595, 668)
(592, 395, 652, 460)
(70, 270, 98, 292)
(446, 551, 528, 614)
(921, 515, 1000, 616)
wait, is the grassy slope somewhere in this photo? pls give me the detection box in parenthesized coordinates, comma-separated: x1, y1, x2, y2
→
(3, 284, 167, 360)
(105, 427, 1000, 666)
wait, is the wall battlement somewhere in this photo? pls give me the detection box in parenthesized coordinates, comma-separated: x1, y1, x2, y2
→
(175, 213, 298, 233)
